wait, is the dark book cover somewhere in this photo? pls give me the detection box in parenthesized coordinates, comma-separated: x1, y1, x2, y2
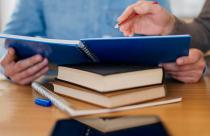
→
(62, 63, 162, 75)
(51, 119, 169, 136)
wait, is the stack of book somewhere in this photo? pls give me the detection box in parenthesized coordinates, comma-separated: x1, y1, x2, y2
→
(0, 34, 188, 110)
(51, 63, 166, 108)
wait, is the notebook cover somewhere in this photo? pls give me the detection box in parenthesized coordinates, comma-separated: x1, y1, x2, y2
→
(0, 34, 90, 65)
(81, 35, 190, 66)
(1, 34, 190, 66)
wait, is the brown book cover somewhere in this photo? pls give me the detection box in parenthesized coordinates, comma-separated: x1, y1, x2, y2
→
(32, 81, 182, 117)
(52, 80, 166, 108)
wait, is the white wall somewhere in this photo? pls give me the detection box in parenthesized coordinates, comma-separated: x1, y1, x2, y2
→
(0, 0, 16, 31)
(170, 0, 206, 18)
(0, 0, 16, 58)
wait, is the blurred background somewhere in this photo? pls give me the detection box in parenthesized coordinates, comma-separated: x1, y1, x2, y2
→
(0, 0, 206, 31)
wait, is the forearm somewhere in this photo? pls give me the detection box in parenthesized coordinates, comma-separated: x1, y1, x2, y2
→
(170, 0, 210, 53)
(171, 18, 210, 53)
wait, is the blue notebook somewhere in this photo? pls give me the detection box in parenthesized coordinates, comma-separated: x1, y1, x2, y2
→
(0, 34, 190, 66)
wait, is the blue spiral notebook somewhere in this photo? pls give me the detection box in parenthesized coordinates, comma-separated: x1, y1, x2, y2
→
(0, 33, 190, 66)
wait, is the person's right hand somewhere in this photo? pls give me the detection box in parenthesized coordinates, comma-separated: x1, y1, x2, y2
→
(0, 48, 49, 85)
(117, 0, 176, 36)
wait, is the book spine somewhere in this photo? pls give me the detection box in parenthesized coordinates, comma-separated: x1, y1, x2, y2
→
(79, 42, 99, 63)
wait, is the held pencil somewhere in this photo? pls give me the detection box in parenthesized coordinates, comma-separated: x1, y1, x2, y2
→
(115, 13, 139, 29)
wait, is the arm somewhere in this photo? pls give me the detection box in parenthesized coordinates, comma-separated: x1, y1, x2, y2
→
(117, 0, 207, 83)
(171, 0, 210, 52)
(117, 0, 210, 52)
(0, 0, 49, 85)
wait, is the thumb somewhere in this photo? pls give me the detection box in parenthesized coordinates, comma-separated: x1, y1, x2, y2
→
(0, 48, 16, 67)
(176, 49, 203, 65)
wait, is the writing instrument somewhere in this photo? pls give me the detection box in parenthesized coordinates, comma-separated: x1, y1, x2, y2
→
(115, 13, 138, 29)
(32, 82, 76, 115)
(35, 97, 52, 107)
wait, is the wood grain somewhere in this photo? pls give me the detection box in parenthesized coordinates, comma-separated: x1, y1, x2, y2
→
(0, 77, 210, 136)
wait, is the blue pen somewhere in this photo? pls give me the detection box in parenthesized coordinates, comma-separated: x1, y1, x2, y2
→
(35, 98, 52, 107)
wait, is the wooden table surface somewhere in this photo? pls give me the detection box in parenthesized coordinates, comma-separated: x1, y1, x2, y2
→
(0, 77, 210, 136)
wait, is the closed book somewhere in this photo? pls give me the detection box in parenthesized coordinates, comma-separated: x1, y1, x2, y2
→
(51, 116, 169, 136)
(32, 82, 182, 117)
(57, 63, 164, 92)
(1, 33, 190, 66)
(52, 80, 166, 108)
(77, 116, 161, 133)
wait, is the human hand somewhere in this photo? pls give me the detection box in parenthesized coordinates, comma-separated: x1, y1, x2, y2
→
(0, 48, 49, 85)
(117, 0, 175, 36)
(160, 49, 205, 83)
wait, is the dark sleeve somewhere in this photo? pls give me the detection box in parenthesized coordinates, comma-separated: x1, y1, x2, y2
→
(171, 0, 210, 53)
(3, 0, 46, 37)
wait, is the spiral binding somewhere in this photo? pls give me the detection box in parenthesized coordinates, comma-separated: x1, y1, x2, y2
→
(79, 42, 99, 63)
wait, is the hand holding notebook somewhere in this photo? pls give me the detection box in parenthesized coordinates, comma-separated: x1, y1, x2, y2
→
(0, 33, 191, 85)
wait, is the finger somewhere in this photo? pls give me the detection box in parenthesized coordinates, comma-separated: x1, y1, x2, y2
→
(120, 21, 135, 36)
(161, 63, 179, 72)
(3, 62, 16, 77)
(0, 48, 16, 67)
(162, 61, 205, 72)
(117, 3, 137, 23)
(176, 49, 203, 65)
(165, 63, 203, 72)
(18, 66, 49, 85)
(14, 55, 43, 74)
(11, 58, 48, 82)
(172, 75, 201, 83)
(133, 1, 160, 15)
(118, 1, 159, 23)
(167, 70, 203, 78)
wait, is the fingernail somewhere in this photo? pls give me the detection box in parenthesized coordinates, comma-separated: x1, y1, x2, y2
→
(43, 58, 48, 64)
(153, 1, 159, 4)
(36, 55, 43, 61)
(177, 59, 184, 65)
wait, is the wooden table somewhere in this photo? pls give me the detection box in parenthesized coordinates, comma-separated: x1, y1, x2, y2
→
(0, 77, 210, 136)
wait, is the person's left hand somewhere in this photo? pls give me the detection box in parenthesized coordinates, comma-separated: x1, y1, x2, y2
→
(160, 48, 206, 83)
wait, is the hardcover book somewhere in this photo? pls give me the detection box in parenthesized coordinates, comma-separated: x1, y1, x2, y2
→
(32, 81, 182, 117)
(51, 116, 169, 136)
(52, 80, 166, 108)
(57, 63, 164, 92)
